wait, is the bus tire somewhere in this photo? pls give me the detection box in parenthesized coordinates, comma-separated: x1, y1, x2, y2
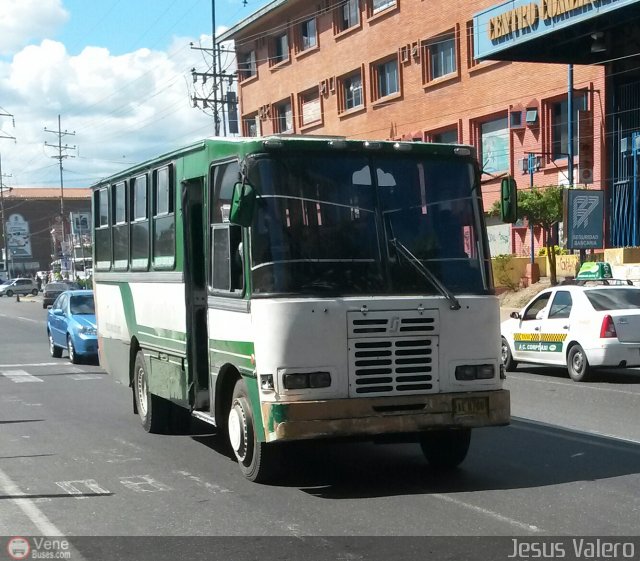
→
(133, 351, 167, 433)
(419, 428, 471, 469)
(228, 378, 278, 483)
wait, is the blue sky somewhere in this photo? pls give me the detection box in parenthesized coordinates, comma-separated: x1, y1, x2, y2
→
(54, 0, 272, 56)
(0, 0, 273, 188)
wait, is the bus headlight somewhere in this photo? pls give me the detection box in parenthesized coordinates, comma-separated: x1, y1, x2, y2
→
(455, 365, 494, 380)
(282, 371, 331, 390)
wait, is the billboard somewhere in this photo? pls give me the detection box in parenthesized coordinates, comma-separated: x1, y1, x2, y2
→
(563, 189, 604, 249)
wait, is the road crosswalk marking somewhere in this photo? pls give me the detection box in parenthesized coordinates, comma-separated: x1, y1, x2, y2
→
(1, 369, 44, 383)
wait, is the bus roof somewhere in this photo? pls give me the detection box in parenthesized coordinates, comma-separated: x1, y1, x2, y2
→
(91, 136, 477, 189)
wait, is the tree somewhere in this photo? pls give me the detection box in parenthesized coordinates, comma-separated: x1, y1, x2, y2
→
(490, 185, 564, 285)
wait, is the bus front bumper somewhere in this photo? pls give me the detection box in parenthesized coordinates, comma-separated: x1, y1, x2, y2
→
(261, 389, 510, 442)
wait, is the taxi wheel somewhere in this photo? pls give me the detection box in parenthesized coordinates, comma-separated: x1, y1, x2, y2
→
(567, 344, 593, 382)
(501, 337, 518, 371)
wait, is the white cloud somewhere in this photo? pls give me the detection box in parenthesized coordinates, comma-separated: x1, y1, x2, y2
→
(0, 0, 69, 56)
(0, 33, 228, 188)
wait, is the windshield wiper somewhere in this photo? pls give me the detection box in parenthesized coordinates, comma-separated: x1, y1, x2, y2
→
(389, 238, 461, 310)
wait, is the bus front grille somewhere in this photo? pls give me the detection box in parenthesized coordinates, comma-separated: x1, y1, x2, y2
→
(348, 336, 439, 397)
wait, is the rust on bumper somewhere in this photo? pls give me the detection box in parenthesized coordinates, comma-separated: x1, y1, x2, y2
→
(261, 389, 510, 442)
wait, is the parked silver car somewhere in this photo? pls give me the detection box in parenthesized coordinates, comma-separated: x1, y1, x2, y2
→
(0, 278, 39, 297)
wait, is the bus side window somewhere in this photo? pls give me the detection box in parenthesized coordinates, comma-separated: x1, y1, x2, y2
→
(210, 161, 243, 295)
(94, 186, 112, 271)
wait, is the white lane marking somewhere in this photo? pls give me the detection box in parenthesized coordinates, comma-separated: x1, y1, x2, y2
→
(16, 316, 41, 324)
(119, 475, 171, 493)
(91, 449, 141, 464)
(432, 493, 543, 533)
(0, 363, 60, 368)
(0, 466, 63, 536)
(512, 417, 640, 449)
(175, 470, 232, 494)
(56, 479, 111, 499)
(508, 373, 640, 396)
(1, 370, 44, 383)
(68, 374, 103, 381)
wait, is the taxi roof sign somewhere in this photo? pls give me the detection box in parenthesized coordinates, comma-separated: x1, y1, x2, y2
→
(576, 262, 613, 280)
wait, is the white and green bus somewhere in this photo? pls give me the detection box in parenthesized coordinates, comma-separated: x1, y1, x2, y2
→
(92, 136, 510, 482)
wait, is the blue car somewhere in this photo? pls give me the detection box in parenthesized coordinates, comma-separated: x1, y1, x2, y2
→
(47, 289, 98, 364)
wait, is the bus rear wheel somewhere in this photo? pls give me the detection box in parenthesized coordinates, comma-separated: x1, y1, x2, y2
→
(228, 378, 278, 483)
(419, 428, 471, 469)
(133, 351, 167, 433)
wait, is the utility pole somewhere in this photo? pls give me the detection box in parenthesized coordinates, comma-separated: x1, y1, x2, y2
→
(190, 0, 242, 135)
(44, 114, 76, 274)
(0, 154, 13, 279)
(0, 109, 16, 278)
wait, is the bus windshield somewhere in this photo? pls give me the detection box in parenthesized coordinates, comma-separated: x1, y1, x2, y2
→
(248, 151, 488, 297)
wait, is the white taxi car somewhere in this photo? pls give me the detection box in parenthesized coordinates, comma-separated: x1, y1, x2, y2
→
(501, 282, 640, 382)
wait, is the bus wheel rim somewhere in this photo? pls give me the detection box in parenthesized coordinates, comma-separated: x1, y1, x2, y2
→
(136, 367, 148, 417)
(228, 401, 248, 460)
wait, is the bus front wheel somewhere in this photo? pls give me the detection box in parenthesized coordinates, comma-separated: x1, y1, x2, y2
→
(133, 351, 167, 433)
(228, 378, 278, 483)
(419, 428, 471, 469)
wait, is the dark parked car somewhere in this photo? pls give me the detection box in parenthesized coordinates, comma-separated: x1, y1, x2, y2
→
(42, 281, 81, 308)
(47, 289, 97, 364)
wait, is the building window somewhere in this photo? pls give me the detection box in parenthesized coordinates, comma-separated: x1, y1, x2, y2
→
(551, 93, 587, 159)
(243, 113, 260, 137)
(275, 100, 293, 133)
(271, 32, 289, 66)
(340, 70, 364, 112)
(370, 0, 396, 15)
(423, 31, 456, 82)
(299, 18, 317, 51)
(429, 128, 458, 144)
(337, 0, 360, 32)
(299, 89, 322, 127)
(238, 50, 256, 81)
(480, 116, 509, 173)
(372, 57, 399, 100)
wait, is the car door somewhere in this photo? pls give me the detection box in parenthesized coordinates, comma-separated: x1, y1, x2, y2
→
(50, 294, 68, 347)
(16, 279, 29, 295)
(511, 291, 552, 364)
(538, 289, 573, 365)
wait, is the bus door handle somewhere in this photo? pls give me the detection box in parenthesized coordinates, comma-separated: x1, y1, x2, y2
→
(534, 326, 541, 331)
(563, 325, 570, 330)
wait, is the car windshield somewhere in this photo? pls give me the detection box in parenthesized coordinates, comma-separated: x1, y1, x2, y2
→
(46, 283, 65, 290)
(69, 295, 95, 315)
(585, 288, 640, 311)
(247, 151, 488, 297)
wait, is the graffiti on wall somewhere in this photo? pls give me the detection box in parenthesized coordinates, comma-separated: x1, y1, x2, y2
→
(487, 223, 511, 256)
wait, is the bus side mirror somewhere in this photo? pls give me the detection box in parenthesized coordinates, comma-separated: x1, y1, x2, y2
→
(229, 181, 256, 227)
(500, 176, 518, 223)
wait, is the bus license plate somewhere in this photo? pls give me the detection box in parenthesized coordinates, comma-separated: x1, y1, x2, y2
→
(453, 397, 488, 416)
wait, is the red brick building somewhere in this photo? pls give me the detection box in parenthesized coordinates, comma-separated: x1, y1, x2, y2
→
(0, 188, 91, 277)
(219, 0, 606, 256)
